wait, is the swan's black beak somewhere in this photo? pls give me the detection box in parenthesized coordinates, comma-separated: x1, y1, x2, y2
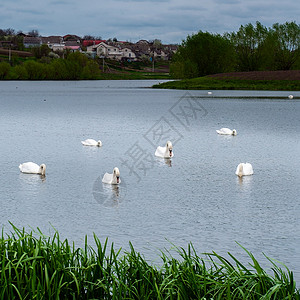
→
(169, 149, 172, 157)
(117, 176, 120, 183)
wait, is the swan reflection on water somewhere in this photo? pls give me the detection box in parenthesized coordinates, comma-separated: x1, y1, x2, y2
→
(92, 176, 126, 207)
(164, 158, 172, 167)
(18, 173, 46, 198)
(19, 173, 46, 184)
(155, 157, 172, 167)
(103, 184, 120, 198)
(236, 174, 253, 191)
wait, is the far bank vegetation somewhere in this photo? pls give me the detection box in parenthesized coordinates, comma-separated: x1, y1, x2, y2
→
(170, 21, 300, 79)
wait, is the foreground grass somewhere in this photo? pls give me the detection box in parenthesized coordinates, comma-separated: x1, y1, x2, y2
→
(153, 77, 300, 91)
(0, 224, 298, 299)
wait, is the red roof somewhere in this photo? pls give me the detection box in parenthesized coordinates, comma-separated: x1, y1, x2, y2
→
(82, 40, 106, 47)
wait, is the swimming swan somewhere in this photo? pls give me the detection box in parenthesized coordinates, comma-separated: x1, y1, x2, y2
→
(216, 128, 237, 136)
(19, 162, 46, 176)
(81, 139, 102, 146)
(102, 167, 121, 184)
(155, 141, 173, 158)
(235, 163, 253, 177)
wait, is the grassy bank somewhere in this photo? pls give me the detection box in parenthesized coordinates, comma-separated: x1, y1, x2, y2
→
(0, 224, 298, 299)
(96, 59, 171, 80)
(98, 71, 170, 80)
(153, 76, 300, 91)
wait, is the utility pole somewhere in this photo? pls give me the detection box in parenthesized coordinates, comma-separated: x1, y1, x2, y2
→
(9, 44, 11, 64)
(100, 56, 105, 72)
(152, 57, 154, 72)
(152, 52, 154, 72)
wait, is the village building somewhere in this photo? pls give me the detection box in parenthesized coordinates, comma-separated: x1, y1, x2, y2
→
(41, 36, 64, 51)
(86, 41, 137, 61)
(64, 40, 81, 52)
(23, 36, 42, 48)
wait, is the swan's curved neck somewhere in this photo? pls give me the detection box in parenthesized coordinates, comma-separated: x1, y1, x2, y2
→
(165, 142, 173, 157)
(238, 164, 243, 177)
(39, 164, 46, 176)
(113, 168, 120, 183)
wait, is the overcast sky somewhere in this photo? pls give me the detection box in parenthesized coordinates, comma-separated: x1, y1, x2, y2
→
(0, 0, 299, 44)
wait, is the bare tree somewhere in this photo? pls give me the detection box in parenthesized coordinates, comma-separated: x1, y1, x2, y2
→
(4, 28, 15, 36)
(28, 29, 39, 37)
(83, 35, 95, 40)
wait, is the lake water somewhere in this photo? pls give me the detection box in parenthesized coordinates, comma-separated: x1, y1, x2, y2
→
(0, 80, 299, 282)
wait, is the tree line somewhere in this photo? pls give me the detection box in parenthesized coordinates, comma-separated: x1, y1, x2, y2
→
(0, 52, 101, 80)
(170, 21, 300, 79)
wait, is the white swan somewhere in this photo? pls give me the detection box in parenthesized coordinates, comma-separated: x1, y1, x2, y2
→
(288, 95, 293, 99)
(102, 167, 121, 185)
(19, 162, 46, 176)
(235, 163, 253, 177)
(216, 128, 237, 136)
(81, 139, 102, 147)
(155, 141, 173, 158)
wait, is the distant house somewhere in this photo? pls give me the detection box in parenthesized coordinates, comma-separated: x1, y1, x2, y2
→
(121, 46, 137, 60)
(152, 49, 169, 60)
(64, 41, 81, 52)
(131, 40, 151, 59)
(41, 36, 64, 51)
(16, 32, 27, 37)
(87, 42, 122, 60)
(39, 36, 82, 52)
(99, 42, 123, 60)
(23, 36, 41, 48)
(87, 42, 137, 61)
(164, 44, 178, 59)
(63, 34, 81, 42)
(136, 39, 150, 45)
(165, 44, 178, 53)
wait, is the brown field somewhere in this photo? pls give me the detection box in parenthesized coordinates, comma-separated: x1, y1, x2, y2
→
(0, 48, 33, 58)
(208, 70, 300, 81)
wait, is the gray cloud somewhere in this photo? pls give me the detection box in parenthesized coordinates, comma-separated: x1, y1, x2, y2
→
(0, 0, 299, 43)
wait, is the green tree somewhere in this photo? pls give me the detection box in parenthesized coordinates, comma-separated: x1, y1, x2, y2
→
(228, 22, 269, 71)
(66, 51, 89, 67)
(64, 60, 81, 80)
(23, 60, 46, 80)
(81, 60, 101, 79)
(171, 31, 235, 78)
(48, 59, 69, 79)
(40, 44, 51, 57)
(0, 62, 11, 79)
(30, 44, 51, 59)
(11, 64, 28, 79)
(270, 21, 300, 70)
